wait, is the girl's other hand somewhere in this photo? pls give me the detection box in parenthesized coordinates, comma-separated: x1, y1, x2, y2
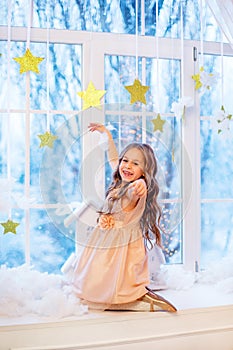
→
(129, 179, 147, 198)
(88, 123, 107, 134)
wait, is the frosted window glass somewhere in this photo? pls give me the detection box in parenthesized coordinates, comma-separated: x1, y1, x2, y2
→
(201, 203, 233, 268)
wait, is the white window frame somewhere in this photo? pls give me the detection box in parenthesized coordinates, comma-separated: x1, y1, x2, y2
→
(0, 25, 232, 271)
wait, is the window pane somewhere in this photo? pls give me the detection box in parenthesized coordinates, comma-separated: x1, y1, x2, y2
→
(146, 58, 180, 113)
(200, 55, 233, 116)
(33, 0, 136, 33)
(161, 203, 183, 263)
(1, 0, 28, 26)
(1, 0, 224, 43)
(201, 120, 233, 199)
(0, 114, 25, 190)
(105, 55, 180, 113)
(0, 42, 26, 110)
(147, 117, 183, 264)
(105, 55, 137, 105)
(46, 44, 82, 111)
(0, 210, 25, 267)
(201, 202, 233, 268)
(144, 0, 200, 40)
(30, 209, 75, 273)
(28, 43, 82, 111)
(39, 114, 82, 205)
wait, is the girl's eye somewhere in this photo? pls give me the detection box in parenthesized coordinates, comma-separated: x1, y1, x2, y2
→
(122, 159, 128, 162)
(134, 162, 139, 166)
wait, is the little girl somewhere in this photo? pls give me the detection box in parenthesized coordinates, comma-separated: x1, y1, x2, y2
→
(72, 123, 176, 312)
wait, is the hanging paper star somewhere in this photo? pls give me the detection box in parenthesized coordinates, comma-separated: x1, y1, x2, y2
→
(212, 105, 232, 137)
(151, 113, 166, 132)
(13, 48, 44, 74)
(192, 66, 219, 91)
(1, 219, 19, 234)
(38, 131, 58, 148)
(125, 79, 149, 105)
(192, 69, 203, 90)
(77, 81, 106, 110)
(171, 96, 194, 119)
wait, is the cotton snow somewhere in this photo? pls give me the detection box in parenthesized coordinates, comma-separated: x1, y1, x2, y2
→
(0, 265, 88, 318)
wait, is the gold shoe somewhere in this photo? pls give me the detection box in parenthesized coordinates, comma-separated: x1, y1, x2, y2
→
(138, 288, 177, 313)
(106, 300, 152, 312)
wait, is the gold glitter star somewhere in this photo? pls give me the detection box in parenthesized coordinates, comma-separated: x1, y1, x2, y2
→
(13, 48, 44, 74)
(151, 113, 166, 132)
(1, 219, 19, 234)
(77, 81, 106, 110)
(38, 131, 58, 148)
(124, 79, 149, 105)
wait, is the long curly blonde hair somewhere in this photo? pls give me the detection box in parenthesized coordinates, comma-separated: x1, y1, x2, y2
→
(104, 143, 162, 247)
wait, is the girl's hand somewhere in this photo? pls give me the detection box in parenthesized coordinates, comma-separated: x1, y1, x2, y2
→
(98, 214, 115, 230)
(88, 123, 107, 134)
(129, 179, 147, 198)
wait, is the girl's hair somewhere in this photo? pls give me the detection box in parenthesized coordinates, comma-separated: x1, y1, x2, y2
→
(104, 142, 162, 247)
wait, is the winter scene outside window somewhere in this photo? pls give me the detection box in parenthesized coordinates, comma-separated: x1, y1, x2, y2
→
(0, 0, 232, 281)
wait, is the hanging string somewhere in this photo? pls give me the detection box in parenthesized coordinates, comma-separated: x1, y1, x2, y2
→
(7, 0, 12, 218)
(180, 0, 184, 99)
(46, 0, 51, 132)
(220, 32, 224, 106)
(141, 0, 147, 142)
(25, 0, 33, 200)
(26, 0, 33, 48)
(135, 0, 139, 78)
(171, 3, 175, 162)
(155, 0, 160, 111)
(199, 0, 204, 67)
(25, 0, 33, 265)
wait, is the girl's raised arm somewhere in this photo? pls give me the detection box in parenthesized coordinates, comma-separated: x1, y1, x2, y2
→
(88, 123, 118, 170)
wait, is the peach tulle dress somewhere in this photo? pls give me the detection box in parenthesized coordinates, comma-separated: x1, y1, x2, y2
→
(72, 190, 149, 308)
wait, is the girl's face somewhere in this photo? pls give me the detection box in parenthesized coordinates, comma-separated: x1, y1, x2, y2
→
(119, 148, 145, 182)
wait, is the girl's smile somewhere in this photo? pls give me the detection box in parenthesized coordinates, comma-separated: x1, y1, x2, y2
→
(119, 148, 145, 182)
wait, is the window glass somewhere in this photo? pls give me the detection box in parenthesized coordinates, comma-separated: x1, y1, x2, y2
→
(39, 114, 82, 205)
(0, 114, 26, 187)
(0, 41, 26, 110)
(0, 0, 223, 43)
(0, 0, 28, 26)
(45, 44, 82, 111)
(105, 55, 137, 105)
(33, 0, 136, 33)
(147, 117, 183, 264)
(146, 58, 180, 113)
(28, 43, 82, 111)
(200, 54, 233, 268)
(30, 209, 75, 273)
(201, 120, 233, 199)
(201, 203, 233, 267)
(200, 55, 233, 116)
(0, 114, 9, 177)
(144, 0, 199, 39)
(105, 55, 180, 113)
(0, 210, 25, 268)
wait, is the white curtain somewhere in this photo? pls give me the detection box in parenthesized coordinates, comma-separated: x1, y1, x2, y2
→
(206, 0, 233, 48)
